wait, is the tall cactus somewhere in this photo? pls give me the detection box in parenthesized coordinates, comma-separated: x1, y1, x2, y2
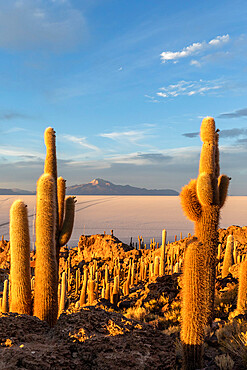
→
(9, 200, 31, 315)
(44, 127, 76, 264)
(180, 117, 230, 324)
(181, 240, 205, 370)
(34, 173, 58, 327)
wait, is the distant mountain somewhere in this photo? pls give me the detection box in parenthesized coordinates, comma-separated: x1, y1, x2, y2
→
(0, 188, 35, 195)
(67, 178, 179, 196)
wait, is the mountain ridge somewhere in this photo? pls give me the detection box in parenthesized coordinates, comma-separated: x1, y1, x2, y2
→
(0, 188, 35, 195)
(0, 179, 179, 195)
(66, 178, 179, 196)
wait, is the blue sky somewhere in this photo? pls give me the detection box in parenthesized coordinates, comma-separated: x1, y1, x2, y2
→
(0, 0, 246, 194)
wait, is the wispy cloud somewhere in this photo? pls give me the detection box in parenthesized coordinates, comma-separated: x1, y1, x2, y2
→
(0, 111, 32, 121)
(63, 135, 100, 152)
(218, 108, 247, 119)
(183, 132, 199, 138)
(220, 128, 247, 138)
(0, 1, 86, 51)
(108, 152, 172, 166)
(0, 146, 43, 159)
(144, 95, 159, 103)
(190, 59, 201, 67)
(160, 34, 229, 63)
(99, 129, 152, 145)
(183, 127, 247, 140)
(157, 79, 223, 98)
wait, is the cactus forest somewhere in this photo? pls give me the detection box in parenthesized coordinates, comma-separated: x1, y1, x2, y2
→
(0, 116, 246, 369)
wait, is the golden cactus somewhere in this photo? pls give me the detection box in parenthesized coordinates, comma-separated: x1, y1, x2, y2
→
(88, 279, 95, 305)
(159, 229, 166, 276)
(181, 241, 205, 370)
(154, 256, 160, 276)
(80, 268, 88, 306)
(34, 173, 58, 327)
(180, 117, 230, 324)
(2, 279, 9, 313)
(9, 200, 31, 315)
(57, 177, 66, 230)
(222, 234, 234, 278)
(236, 260, 247, 314)
(58, 271, 67, 315)
(44, 127, 76, 263)
(58, 196, 76, 247)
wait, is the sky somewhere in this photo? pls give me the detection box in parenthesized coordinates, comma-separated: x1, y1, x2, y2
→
(0, 0, 246, 195)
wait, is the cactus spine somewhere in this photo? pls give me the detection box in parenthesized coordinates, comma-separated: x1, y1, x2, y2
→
(34, 173, 58, 327)
(180, 117, 230, 324)
(181, 241, 205, 370)
(9, 200, 31, 315)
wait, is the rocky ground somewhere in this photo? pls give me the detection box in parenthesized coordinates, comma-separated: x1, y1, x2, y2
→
(0, 225, 247, 369)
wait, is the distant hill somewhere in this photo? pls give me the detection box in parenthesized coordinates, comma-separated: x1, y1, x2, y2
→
(0, 188, 35, 195)
(67, 178, 178, 196)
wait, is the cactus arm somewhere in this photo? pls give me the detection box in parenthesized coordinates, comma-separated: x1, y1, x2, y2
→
(59, 196, 76, 247)
(214, 132, 220, 178)
(180, 179, 202, 222)
(218, 175, 230, 208)
(196, 173, 213, 206)
(57, 177, 66, 230)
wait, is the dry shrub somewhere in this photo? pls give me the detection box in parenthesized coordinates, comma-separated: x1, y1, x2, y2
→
(125, 306, 148, 322)
(163, 300, 181, 325)
(217, 319, 247, 367)
(215, 354, 234, 370)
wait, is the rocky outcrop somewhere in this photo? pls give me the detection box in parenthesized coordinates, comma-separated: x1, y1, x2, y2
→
(77, 234, 133, 262)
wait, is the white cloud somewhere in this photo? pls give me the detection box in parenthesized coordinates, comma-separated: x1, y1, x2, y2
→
(63, 135, 100, 152)
(157, 79, 223, 98)
(209, 34, 229, 46)
(0, 146, 43, 159)
(190, 59, 201, 67)
(0, 1, 86, 51)
(160, 34, 229, 63)
(144, 95, 160, 103)
(99, 129, 148, 144)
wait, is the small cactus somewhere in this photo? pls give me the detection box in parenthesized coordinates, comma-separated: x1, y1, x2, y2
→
(159, 229, 166, 276)
(80, 269, 88, 306)
(9, 200, 31, 315)
(88, 279, 95, 305)
(58, 271, 67, 315)
(222, 235, 234, 278)
(2, 279, 9, 313)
